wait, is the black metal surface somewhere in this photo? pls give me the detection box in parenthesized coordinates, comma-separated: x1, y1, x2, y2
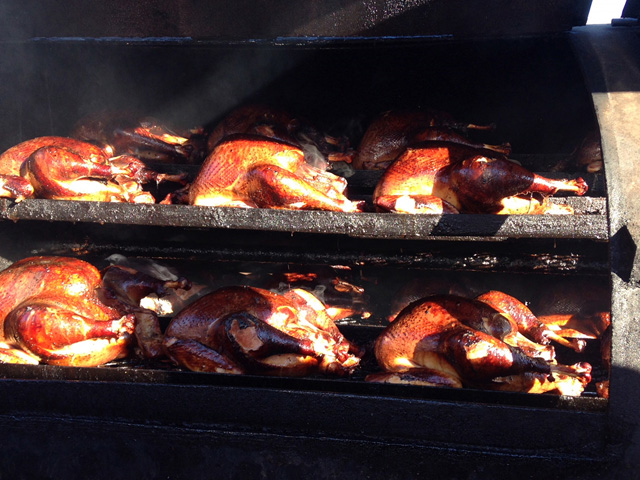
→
(0, 378, 612, 480)
(0, 219, 611, 281)
(0, 0, 592, 41)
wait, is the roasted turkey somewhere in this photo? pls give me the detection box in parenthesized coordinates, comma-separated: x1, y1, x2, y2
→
(163, 286, 362, 376)
(367, 294, 592, 396)
(184, 135, 363, 212)
(0, 256, 188, 366)
(373, 141, 588, 214)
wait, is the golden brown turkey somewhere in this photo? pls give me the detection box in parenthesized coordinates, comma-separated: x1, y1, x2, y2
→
(372, 141, 588, 214)
(181, 135, 363, 212)
(0, 256, 188, 366)
(0, 136, 185, 202)
(366, 294, 592, 396)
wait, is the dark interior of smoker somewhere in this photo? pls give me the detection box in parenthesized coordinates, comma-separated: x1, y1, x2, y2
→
(0, 37, 598, 154)
(0, 33, 611, 413)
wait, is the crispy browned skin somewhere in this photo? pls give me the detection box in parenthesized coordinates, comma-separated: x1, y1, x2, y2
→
(476, 290, 583, 352)
(0, 137, 111, 201)
(354, 110, 508, 170)
(373, 141, 588, 214)
(0, 257, 109, 323)
(189, 135, 363, 212)
(0, 174, 34, 200)
(0, 136, 108, 175)
(163, 286, 361, 376)
(0, 136, 184, 202)
(367, 294, 591, 395)
(0, 256, 134, 366)
(21, 146, 145, 202)
(0, 257, 187, 366)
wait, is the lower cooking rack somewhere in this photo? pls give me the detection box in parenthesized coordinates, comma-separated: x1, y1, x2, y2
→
(0, 199, 614, 478)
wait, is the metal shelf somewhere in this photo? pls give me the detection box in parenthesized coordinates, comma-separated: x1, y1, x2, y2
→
(0, 197, 608, 241)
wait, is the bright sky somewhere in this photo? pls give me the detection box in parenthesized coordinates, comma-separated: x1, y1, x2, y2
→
(587, 0, 626, 24)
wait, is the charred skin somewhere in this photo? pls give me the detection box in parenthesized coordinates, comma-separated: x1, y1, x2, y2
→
(188, 135, 363, 212)
(216, 312, 320, 375)
(99, 264, 192, 359)
(450, 155, 588, 213)
(369, 295, 591, 394)
(163, 286, 361, 376)
(373, 141, 588, 214)
(355, 110, 508, 170)
(0, 256, 134, 366)
(100, 264, 191, 306)
(71, 110, 206, 164)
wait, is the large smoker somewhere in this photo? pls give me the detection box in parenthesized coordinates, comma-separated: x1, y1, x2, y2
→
(0, 1, 638, 478)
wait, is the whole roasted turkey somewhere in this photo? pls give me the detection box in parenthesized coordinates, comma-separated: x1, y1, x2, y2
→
(0, 256, 189, 366)
(163, 285, 362, 376)
(207, 104, 355, 164)
(0, 136, 186, 202)
(367, 293, 592, 396)
(181, 135, 363, 212)
(354, 109, 509, 170)
(373, 141, 588, 214)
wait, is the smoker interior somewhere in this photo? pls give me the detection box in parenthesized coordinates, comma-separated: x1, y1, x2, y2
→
(0, 36, 609, 239)
(0, 35, 597, 153)
(0, 26, 623, 478)
(0, 219, 611, 403)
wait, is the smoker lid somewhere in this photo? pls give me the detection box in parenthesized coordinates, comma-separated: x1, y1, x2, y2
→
(0, 0, 593, 42)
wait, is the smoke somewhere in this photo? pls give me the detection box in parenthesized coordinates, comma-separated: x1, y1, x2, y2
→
(105, 253, 180, 281)
(301, 143, 329, 170)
